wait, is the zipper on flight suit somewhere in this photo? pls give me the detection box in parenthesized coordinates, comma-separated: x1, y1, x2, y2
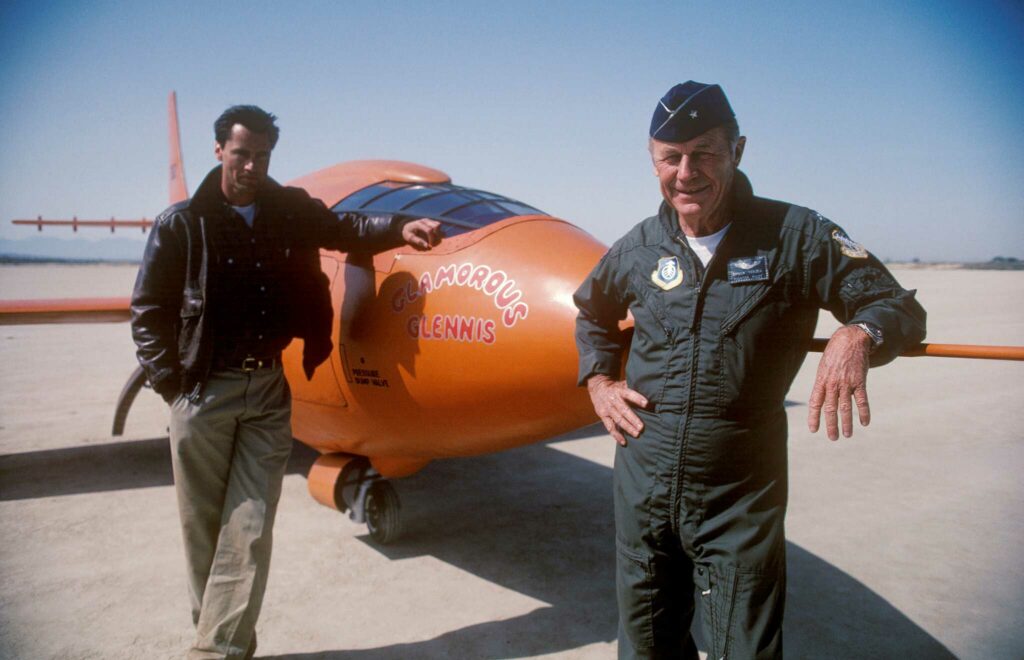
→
(668, 231, 723, 539)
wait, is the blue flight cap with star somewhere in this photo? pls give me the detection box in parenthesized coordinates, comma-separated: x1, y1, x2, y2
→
(649, 81, 734, 142)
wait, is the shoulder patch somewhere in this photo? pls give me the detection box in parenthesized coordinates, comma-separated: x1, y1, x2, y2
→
(831, 228, 868, 259)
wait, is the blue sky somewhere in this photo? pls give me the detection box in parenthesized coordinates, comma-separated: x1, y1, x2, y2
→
(0, 0, 1021, 261)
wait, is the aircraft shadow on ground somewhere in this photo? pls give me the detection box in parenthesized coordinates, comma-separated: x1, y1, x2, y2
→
(0, 433, 952, 658)
(0, 436, 315, 501)
(270, 438, 954, 660)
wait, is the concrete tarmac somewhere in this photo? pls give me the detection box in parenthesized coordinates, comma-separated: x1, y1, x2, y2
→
(0, 264, 1021, 659)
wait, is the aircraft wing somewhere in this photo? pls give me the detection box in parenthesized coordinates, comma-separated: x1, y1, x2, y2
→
(806, 337, 1024, 360)
(2, 295, 1021, 359)
(0, 297, 131, 325)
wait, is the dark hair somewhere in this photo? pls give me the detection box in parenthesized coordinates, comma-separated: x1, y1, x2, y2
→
(214, 105, 280, 148)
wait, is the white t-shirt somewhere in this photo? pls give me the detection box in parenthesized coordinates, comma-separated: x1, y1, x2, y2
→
(233, 203, 257, 228)
(684, 223, 731, 267)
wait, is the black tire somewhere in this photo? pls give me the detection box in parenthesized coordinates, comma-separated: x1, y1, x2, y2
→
(365, 481, 402, 544)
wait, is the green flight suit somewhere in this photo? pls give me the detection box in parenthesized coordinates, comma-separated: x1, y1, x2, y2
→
(574, 171, 926, 659)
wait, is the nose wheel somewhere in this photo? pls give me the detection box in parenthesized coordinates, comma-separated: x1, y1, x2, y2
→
(338, 458, 403, 544)
(307, 454, 404, 544)
(363, 480, 402, 544)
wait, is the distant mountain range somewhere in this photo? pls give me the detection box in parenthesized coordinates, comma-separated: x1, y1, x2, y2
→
(0, 236, 145, 262)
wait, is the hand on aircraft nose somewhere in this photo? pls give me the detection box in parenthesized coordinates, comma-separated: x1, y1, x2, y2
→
(586, 374, 649, 446)
(402, 218, 443, 250)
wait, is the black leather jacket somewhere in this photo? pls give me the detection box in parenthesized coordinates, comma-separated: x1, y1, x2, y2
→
(131, 166, 406, 402)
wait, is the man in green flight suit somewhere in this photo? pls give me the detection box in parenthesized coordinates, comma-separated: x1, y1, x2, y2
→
(574, 81, 927, 658)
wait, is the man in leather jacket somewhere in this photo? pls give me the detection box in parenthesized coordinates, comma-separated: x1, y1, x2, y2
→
(131, 105, 440, 659)
(574, 82, 926, 658)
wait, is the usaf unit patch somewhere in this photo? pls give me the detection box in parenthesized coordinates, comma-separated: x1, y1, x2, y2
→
(727, 256, 770, 283)
(831, 229, 869, 259)
(651, 256, 683, 290)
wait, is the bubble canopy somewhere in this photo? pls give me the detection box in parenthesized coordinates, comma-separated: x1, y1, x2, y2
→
(332, 181, 547, 236)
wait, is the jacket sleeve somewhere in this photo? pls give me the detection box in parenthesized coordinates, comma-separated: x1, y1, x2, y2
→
(573, 250, 631, 385)
(130, 215, 185, 399)
(807, 218, 927, 366)
(290, 190, 408, 254)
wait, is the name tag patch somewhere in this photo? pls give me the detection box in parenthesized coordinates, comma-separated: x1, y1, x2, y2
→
(651, 256, 683, 290)
(727, 256, 769, 283)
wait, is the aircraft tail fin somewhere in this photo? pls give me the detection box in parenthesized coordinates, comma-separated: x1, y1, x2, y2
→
(168, 91, 189, 204)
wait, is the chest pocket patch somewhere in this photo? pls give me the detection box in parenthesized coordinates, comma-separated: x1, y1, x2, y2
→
(720, 265, 791, 335)
(727, 256, 769, 283)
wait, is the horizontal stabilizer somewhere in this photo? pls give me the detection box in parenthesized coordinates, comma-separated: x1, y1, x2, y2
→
(12, 217, 153, 233)
(0, 297, 131, 325)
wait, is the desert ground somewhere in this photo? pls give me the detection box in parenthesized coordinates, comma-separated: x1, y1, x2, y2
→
(0, 264, 1021, 659)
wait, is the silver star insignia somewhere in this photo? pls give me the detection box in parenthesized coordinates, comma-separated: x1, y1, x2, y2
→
(689, 110, 698, 119)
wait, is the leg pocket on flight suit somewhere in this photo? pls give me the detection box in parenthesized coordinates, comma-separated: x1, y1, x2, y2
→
(615, 539, 657, 651)
(695, 565, 739, 660)
(696, 565, 784, 659)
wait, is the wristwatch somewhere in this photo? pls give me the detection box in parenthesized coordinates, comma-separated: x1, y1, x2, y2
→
(851, 322, 884, 352)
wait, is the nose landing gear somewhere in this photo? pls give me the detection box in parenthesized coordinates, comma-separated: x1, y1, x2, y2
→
(363, 480, 402, 544)
(307, 453, 403, 544)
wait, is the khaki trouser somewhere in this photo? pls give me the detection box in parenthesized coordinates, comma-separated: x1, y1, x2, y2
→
(169, 366, 292, 660)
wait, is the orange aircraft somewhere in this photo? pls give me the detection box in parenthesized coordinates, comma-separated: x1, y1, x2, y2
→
(4, 93, 612, 543)
(4, 93, 1023, 543)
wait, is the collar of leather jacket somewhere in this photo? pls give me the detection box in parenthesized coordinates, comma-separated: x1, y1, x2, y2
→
(188, 165, 286, 216)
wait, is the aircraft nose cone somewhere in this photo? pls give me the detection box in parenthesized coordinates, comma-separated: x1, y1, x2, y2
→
(369, 216, 611, 456)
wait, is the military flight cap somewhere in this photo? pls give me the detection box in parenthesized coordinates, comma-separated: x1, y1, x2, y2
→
(650, 81, 734, 142)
